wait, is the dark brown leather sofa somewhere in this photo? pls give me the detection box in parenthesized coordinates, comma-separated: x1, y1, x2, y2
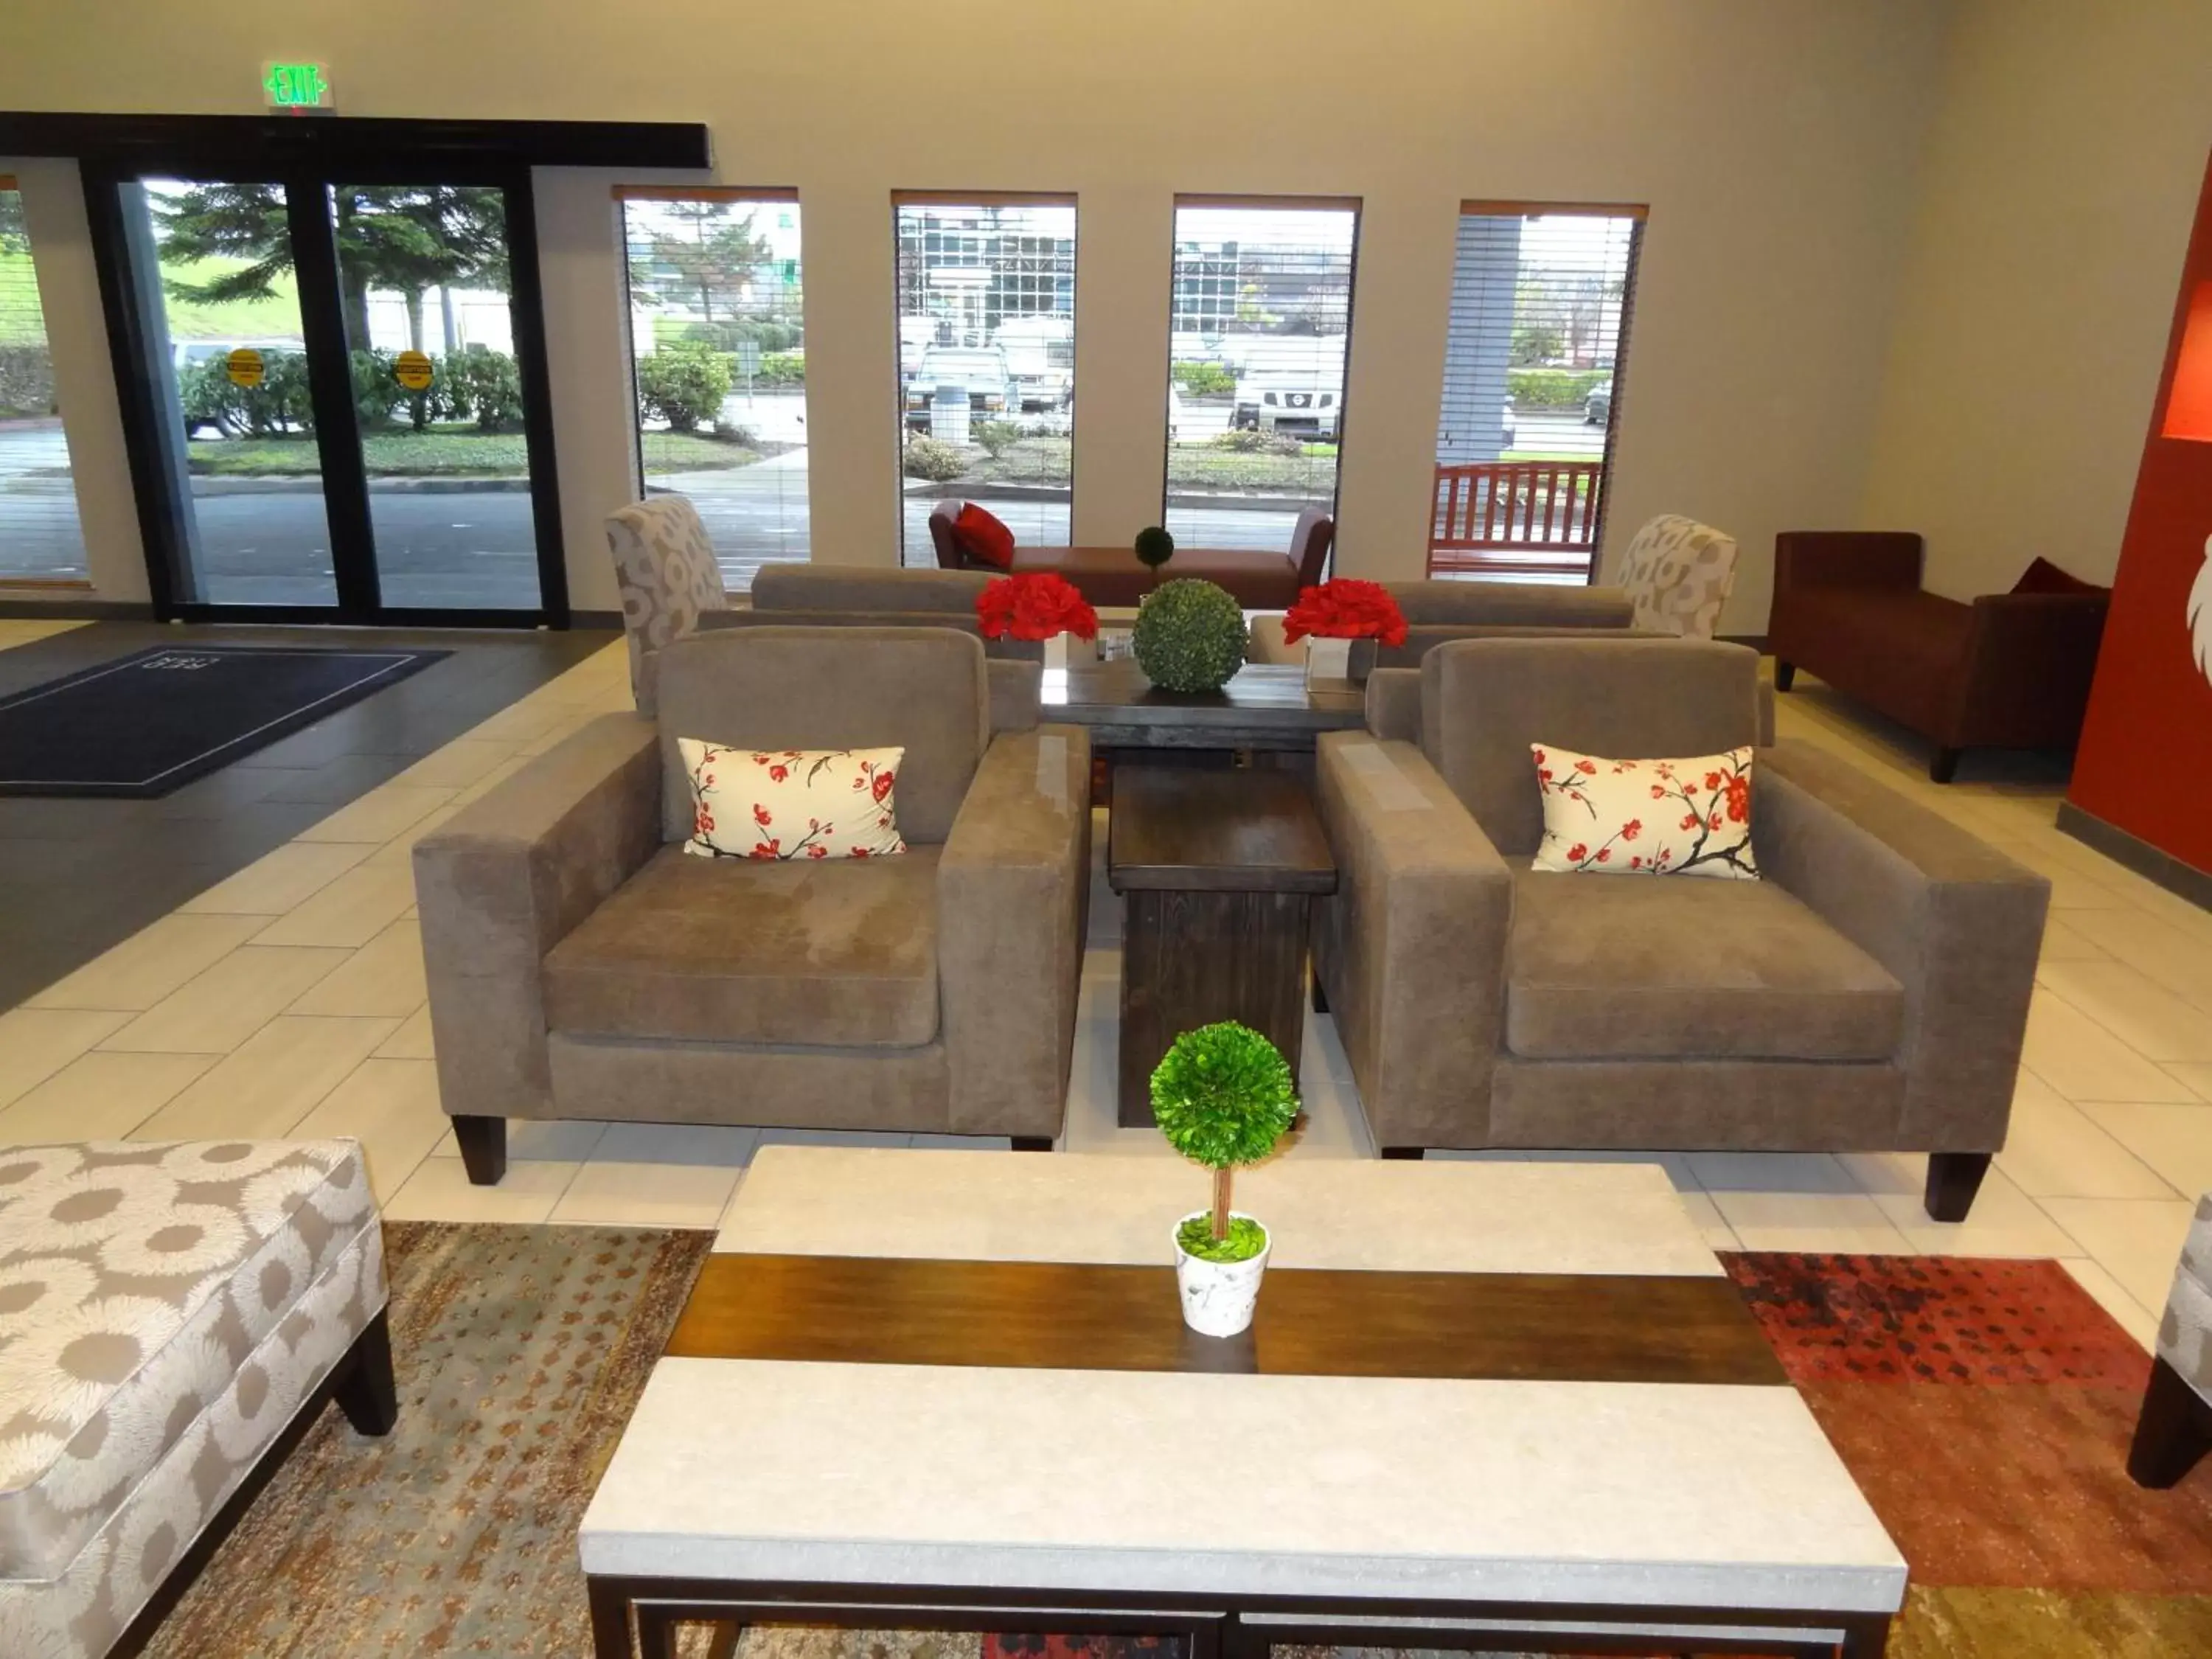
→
(929, 501, 1334, 609)
(1767, 532, 2110, 781)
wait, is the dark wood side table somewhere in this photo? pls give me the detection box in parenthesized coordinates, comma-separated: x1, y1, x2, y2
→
(1106, 767, 1338, 1128)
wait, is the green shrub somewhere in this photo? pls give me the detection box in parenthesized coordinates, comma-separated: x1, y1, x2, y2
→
(0, 344, 56, 417)
(757, 350, 805, 386)
(349, 349, 405, 431)
(900, 436, 968, 481)
(636, 342, 729, 434)
(973, 419, 1022, 460)
(178, 350, 315, 439)
(1506, 366, 1610, 411)
(448, 345, 524, 432)
(1172, 360, 1235, 397)
(1211, 428, 1300, 456)
(671, 316, 801, 355)
(1133, 577, 1247, 693)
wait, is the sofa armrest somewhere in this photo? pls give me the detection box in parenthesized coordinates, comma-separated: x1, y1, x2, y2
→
(1313, 731, 1513, 1150)
(412, 714, 661, 1121)
(1954, 591, 2110, 748)
(937, 725, 1093, 1138)
(1774, 532, 1923, 593)
(1754, 739, 2048, 1150)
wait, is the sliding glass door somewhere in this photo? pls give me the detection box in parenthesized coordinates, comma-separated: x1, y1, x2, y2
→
(96, 164, 563, 623)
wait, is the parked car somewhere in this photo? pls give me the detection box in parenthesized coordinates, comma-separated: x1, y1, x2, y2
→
(992, 316, 1074, 411)
(902, 346, 1018, 429)
(1231, 337, 1346, 439)
(1585, 381, 1613, 426)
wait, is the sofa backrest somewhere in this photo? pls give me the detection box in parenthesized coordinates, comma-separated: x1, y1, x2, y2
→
(1382, 579, 1635, 630)
(605, 493, 729, 716)
(1421, 637, 1764, 855)
(1291, 508, 1335, 588)
(1613, 515, 1740, 639)
(655, 626, 990, 845)
(753, 563, 990, 616)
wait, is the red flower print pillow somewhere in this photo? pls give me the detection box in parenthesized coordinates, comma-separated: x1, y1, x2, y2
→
(1529, 742, 1758, 880)
(677, 740, 907, 862)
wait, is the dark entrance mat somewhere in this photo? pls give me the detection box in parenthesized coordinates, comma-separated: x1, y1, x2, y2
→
(0, 644, 447, 797)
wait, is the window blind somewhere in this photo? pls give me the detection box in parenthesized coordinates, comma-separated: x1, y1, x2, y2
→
(893, 196, 1077, 566)
(0, 177, 90, 584)
(620, 190, 807, 592)
(1166, 200, 1357, 556)
(1430, 206, 1643, 582)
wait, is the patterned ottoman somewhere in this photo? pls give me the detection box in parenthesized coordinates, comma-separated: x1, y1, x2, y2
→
(0, 1141, 392, 1657)
(2129, 1191, 2212, 1487)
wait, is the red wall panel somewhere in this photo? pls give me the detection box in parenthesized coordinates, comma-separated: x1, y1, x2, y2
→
(2067, 150, 2212, 877)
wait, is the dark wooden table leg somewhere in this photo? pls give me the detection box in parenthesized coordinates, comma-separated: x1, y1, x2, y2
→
(1839, 1611, 1893, 1657)
(1119, 889, 1311, 1126)
(634, 1604, 678, 1659)
(333, 1307, 398, 1435)
(586, 1577, 633, 1659)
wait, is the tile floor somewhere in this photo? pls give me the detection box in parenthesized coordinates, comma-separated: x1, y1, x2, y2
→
(1, 621, 2207, 1354)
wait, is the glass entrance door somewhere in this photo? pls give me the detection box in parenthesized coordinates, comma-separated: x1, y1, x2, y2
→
(129, 178, 338, 607)
(330, 183, 542, 611)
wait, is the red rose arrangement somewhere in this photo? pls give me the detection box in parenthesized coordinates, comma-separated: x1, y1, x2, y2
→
(975, 572, 1099, 642)
(1281, 578, 1408, 647)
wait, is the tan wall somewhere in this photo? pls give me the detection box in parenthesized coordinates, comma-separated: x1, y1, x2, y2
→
(1860, 0, 2212, 599)
(0, 1, 1950, 628)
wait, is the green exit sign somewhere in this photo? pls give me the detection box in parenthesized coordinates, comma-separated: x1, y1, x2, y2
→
(262, 61, 333, 111)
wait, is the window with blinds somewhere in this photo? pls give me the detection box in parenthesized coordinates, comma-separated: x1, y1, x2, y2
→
(1166, 198, 1357, 555)
(0, 177, 89, 584)
(619, 189, 807, 592)
(1430, 204, 1644, 582)
(894, 196, 1076, 566)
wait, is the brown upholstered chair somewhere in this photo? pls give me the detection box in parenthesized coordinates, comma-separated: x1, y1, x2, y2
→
(413, 627, 1091, 1183)
(931, 498, 1333, 610)
(1310, 636, 2049, 1220)
(1768, 532, 2110, 781)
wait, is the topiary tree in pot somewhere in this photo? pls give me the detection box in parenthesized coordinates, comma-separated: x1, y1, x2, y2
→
(1132, 578, 1248, 693)
(1134, 524, 1175, 573)
(1152, 1021, 1300, 1337)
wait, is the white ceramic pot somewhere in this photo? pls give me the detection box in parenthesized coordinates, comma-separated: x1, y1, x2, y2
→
(1172, 1210, 1270, 1338)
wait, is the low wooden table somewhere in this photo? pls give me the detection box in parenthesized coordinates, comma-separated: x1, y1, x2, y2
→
(579, 1150, 1906, 1659)
(1107, 766, 1336, 1127)
(1041, 661, 1363, 753)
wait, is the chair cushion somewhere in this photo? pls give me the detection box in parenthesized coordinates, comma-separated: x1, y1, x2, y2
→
(1506, 864, 1905, 1061)
(543, 844, 942, 1047)
(952, 504, 1015, 570)
(2011, 556, 2107, 598)
(0, 1140, 380, 1580)
(677, 740, 907, 862)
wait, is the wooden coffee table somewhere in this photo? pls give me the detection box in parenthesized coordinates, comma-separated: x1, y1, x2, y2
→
(579, 1148, 1905, 1659)
(1107, 767, 1336, 1127)
(1041, 661, 1365, 754)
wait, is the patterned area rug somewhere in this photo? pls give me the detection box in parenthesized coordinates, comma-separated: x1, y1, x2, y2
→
(135, 1233, 2212, 1657)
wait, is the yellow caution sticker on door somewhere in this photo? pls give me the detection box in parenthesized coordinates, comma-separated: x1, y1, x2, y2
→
(393, 349, 435, 391)
(225, 347, 265, 388)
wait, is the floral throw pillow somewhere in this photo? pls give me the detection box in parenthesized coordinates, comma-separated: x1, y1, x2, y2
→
(1530, 742, 1758, 879)
(678, 740, 906, 861)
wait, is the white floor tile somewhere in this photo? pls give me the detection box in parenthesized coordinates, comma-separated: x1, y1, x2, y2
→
(381, 1155, 580, 1225)
(590, 1120, 761, 1166)
(131, 1015, 398, 1141)
(2078, 1102, 2212, 1200)
(0, 1008, 131, 1110)
(178, 841, 373, 916)
(1707, 1189, 1918, 1255)
(1516, 1147, 1701, 1191)
(2036, 916, 2112, 962)
(756, 1127, 916, 1150)
(2020, 989, 2203, 1103)
(392, 740, 518, 790)
(2166, 1064, 2212, 1100)
(550, 1159, 742, 1228)
(1674, 1189, 1741, 1254)
(296, 784, 456, 846)
(251, 865, 417, 950)
(98, 945, 349, 1054)
(374, 1007, 436, 1060)
(24, 914, 268, 1012)
(1873, 1165, 2084, 1258)
(2037, 1197, 2196, 1310)
(286, 919, 425, 1019)
(1686, 1150, 1857, 1194)
(908, 1133, 1015, 1152)
(2037, 959, 2212, 1063)
(2059, 1258, 2160, 1352)
(1992, 1075, 2179, 1200)
(0, 1051, 218, 1142)
(288, 1057, 449, 1203)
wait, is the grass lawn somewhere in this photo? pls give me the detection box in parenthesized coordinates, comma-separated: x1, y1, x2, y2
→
(153, 255, 307, 342)
(0, 251, 47, 346)
(188, 428, 760, 477)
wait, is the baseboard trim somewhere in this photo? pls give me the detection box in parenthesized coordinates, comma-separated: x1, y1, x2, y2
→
(2056, 800, 2212, 914)
(0, 597, 155, 620)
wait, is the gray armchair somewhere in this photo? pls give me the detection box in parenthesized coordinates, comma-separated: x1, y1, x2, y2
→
(1310, 636, 2048, 1220)
(413, 627, 1091, 1182)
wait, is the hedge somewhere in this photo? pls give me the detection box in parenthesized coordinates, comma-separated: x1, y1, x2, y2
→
(1507, 367, 1611, 411)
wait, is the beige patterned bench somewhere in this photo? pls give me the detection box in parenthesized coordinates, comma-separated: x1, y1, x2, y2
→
(0, 1140, 392, 1657)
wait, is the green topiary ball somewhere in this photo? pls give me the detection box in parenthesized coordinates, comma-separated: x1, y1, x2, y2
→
(1132, 578, 1248, 692)
(1152, 1021, 1299, 1170)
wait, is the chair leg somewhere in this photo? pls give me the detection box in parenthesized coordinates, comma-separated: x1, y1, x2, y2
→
(2129, 1356, 2212, 1488)
(1773, 660, 1795, 692)
(1930, 745, 1961, 784)
(1924, 1151, 1992, 1221)
(451, 1115, 507, 1186)
(333, 1309, 398, 1436)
